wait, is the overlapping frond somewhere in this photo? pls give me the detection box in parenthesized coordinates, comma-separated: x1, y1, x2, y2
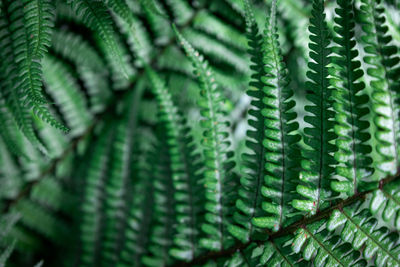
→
(0, 0, 399, 266)
(292, 0, 337, 215)
(174, 26, 237, 251)
(51, 29, 111, 113)
(328, 202, 400, 266)
(67, 0, 132, 79)
(0, 213, 19, 266)
(370, 178, 400, 230)
(329, 0, 374, 195)
(142, 132, 176, 267)
(146, 67, 203, 261)
(229, 0, 301, 245)
(292, 220, 366, 266)
(79, 127, 115, 266)
(42, 55, 91, 136)
(118, 130, 155, 267)
(100, 93, 141, 265)
(359, 0, 400, 175)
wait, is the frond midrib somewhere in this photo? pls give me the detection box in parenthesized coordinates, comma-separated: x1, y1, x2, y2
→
(341, 208, 400, 264)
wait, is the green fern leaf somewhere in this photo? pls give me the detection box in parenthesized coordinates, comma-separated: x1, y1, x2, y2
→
(146, 67, 203, 261)
(359, 0, 400, 175)
(369, 178, 400, 230)
(329, 0, 374, 196)
(226, 236, 302, 266)
(327, 202, 400, 266)
(42, 55, 91, 136)
(118, 129, 155, 266)
(67, 0, 131, 79)
(139, 0, 168, 19)
(100, 115, 139, 264)
(79, 126, 115, 266)
(292, 220, 366, 266)
(229, 0, 301, 244)
(292, 0, 337, 215)
(251, 0, 300, 232)
(174, 25, 237, 251)
(51, 29, 111, 113)
(164, 0, 193, 25)
(142, 131, 176, 267)
(19, 0, 54, 105)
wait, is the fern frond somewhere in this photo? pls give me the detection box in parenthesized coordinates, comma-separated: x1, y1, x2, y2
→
(292, 0, 337, 215)
(19, 0, 54, 104)
(105, 0, 152, 64)
(142, 131, 175, 267)
(67, 0, 131, 79)
(229, 0, 300, 244)
(0, 2, 50, 151)
(8, 0, 66, 134)
(118, 130, 155, 266)
(11, 199, 70, 246)
(51, 29, 111, 112)
(226, 236, 302, 266)
(369, 178, 400, 230)
(0, 213, 19, 266)
(329, 0, 374, 196)
(42, 55, 92, 136)
(79, 126, 114, 266)
(252, 0, 300, 232)
(141, 0, 171, 44)
(96, 31, 135, 90)
(327, 202, 400, 266)
(0, 99, 28, 158)
(292, 219, 366, 266)
(146, 67, 203, 261)
(174, 25, 237, 251)
(359, 0, 400, 175)
(111, 9, 152, 65)
(164, 0, 193, 25)
(139, 0, 168, 19)
(181, 28, 249, 74)
(51, 29, 105, 72)
(100, 88, 143, 265)
(100, 120, 132, 265)
(192, 10, 247, 51)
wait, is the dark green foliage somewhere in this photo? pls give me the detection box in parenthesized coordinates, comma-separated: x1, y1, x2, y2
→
(0, 0, 400, 266)
(359, 0, 400, 175)
(292, 0, 337, 216)
(330, 0, 374, 195)
(174, 26, 238, 251)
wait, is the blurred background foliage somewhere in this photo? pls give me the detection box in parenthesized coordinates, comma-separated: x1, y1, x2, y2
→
(0, 0, 399, 266)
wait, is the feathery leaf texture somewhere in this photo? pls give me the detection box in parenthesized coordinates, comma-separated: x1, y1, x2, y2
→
(359, 0, 400, 175)
(369, 178, 400, 230)
(67, 0, 131, 79)
(293, 220, 366, 266)
(0, 0, 400, 266)
(79, 127, 115, 266)
(330, 0, 374, 195)
(228, 0, 266, 243)
(42, 55, 91, 135)
(327, 202, 400, 266)
(250, 0, 300, 232)
(292, 0, 337, 215)
(142, 131, 176, 267)
(174, 25, 237, 251)
(146, 67, 203, 261)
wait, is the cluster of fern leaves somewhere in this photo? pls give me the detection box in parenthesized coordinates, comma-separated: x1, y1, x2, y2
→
(0, 0, 400, 266)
